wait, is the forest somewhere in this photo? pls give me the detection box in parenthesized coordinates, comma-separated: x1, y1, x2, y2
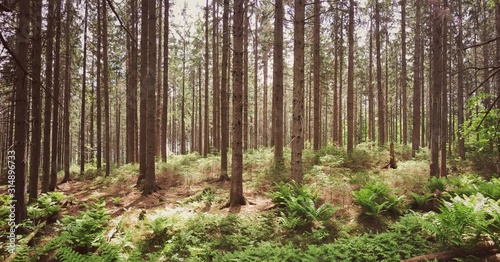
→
(1, 0, 500, 260)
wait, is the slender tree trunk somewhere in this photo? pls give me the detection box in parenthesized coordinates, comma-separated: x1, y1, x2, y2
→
(219, 0, 230, 180)
(412, 0, 422, 157)
(13, 0, 30, 223)
(430, 0, 443, 177)
(42, 0, 55, 193)
(229, 0, 246, 209)
(291, 0, 305, 183)
(440, 0, 448, 177)
(80, 1, 88, 174)
(62, 0, 72, 183)
(29, 0, 43, 202)
(273, 0, 284, 164)
(263, 51, 268, 147)
(375, 0, 385, 146)
(181, 42, 186, 155)
(243, 5, 249, 151)
(137, 0, 148, 185)
(347, 0, 355, 153)
(96, 0, 102, 171)
(332, 5, 339, 145)
(313, 0, 321, 150)
(401, 0, 408, 145)
(253, 9, 259, 149)
(199, 65, 203, 152)
(213, 0, 220, 151)
(204, 0, 210, 156)
(103, 0, 111, 176)
(161, 0, 169, 161)
(339, 13, 344, 147)
(49, 3, 62, 191)
(143, 0, 157, 194)
(156, 0, 162, 158)
(368, 21, 375, 142)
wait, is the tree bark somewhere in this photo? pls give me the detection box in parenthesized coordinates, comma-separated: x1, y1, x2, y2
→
(161, 0, 169, 161)
(273, 0, 284, 165)
(204, 0, 210, 156)
(13, 0, 30, 223)
(49, 3, 62, 191)
(347, 0, 355, 153)
(103, 0, 111, 177)
(412, 0, 422, 157)
(62, 0, 72, 183)
(313, 0, 321, 151)
(430, 0, 443, 177)
(401, 0, 408, 145)
(213, 0, 220, 151)
(375, 0, 385, 146)
(143, 0, 157, 194)
(291, 0, 305, 183)
(41, 0, 55, 193)
(220, 0, 230, 180)
(29, 0, 43, 202)
(80, 0, 88, 175)
(229, 0, 246, 209)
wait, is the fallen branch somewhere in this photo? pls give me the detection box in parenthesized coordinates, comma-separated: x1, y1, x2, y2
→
(5, 221, 47, 262)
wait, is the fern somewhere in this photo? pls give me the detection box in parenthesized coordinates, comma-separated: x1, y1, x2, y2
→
(353, 182, 404, 216)
(270, 182, 337, 231)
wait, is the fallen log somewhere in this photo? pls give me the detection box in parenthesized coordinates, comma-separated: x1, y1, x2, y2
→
(403, 243, 498, 262)
(5, 221, 47, 262)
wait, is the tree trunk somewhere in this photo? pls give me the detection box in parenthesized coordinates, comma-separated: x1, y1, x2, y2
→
(103, 0, 111, 176)
(401, 0, 408, 145)
(263, 51, 268, 147)
(243, 6, 249, 151)
(137, 0, 148, 186)
(80, 0, 88, 174)
(62, 0, 72, 183)
(430, 0, 443, 177)
(49, 3, 62, 191)
(412, 0, 422, 157)
(253, 9, 259, 149)
(13, 0, 30, 223)
(213, 0, 220, 151)
(375, 0, 385, 146)
(440, 0, 448, 177)
(313, 0, 321, 151)
(273, 0, 284, 165)
(41, 0, 55, 193)
(181, 41, 186, 155)
(219, 0, 230, 180)
(368, 20, 375, 142)
(96, 0, 102, 171)
(347, 0, 355, 153)
(230, 0, 246, 209)
(291, 0, 305, 183)
(156, 0, 162, 158)
(29, 0, 43, 202)
(143, 0, 157, 194)
(161, 0, 169, 161)
(204, 0, 210, 156)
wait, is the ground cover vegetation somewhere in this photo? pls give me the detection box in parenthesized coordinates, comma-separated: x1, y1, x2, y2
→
(1, 145, 499, 261)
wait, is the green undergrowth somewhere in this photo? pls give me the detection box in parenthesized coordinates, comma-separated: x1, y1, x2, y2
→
(3, 144, 500, 261)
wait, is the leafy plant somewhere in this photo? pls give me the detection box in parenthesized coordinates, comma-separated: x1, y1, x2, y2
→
(409, 192, 434, 210)
(28, 192, 65, 221)
(425, 193, 500, 247)
(352, 182, 405, 216)
(270, 182, 337, 231)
